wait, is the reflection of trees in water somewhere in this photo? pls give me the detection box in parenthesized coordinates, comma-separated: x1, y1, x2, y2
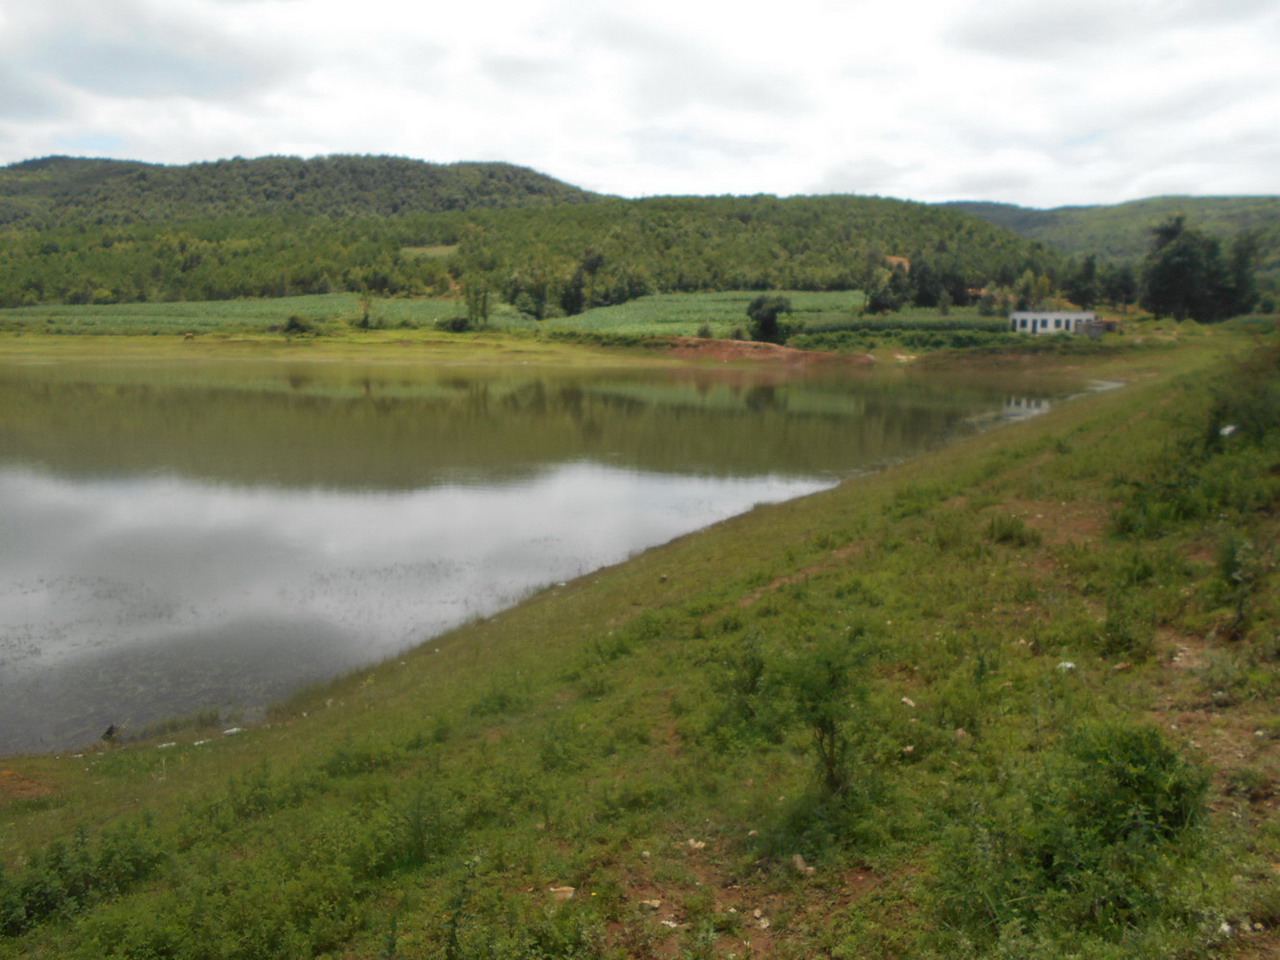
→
(0, 367, 1064, 489)
(745, 385, 786, 413)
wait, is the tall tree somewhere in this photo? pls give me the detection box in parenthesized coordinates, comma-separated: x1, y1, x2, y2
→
(1101, 262, 1138, 313)
(1139, 215, 1253, 323)
(746, 295, 791, 343)
(1063, 255, 1100, 310)
(1224, 232, 1261, 317)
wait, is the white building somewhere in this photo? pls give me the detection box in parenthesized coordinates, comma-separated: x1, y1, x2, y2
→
(1009, 311, 1098, 335)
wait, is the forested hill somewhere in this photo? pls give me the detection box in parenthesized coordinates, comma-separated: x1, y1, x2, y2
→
(0, 155, 603, 227)
(0, 154, 1061, 308)
(943, 196, 1280, 294)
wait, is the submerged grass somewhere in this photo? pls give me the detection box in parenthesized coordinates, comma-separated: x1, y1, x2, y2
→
(1, 329, 1278, 959)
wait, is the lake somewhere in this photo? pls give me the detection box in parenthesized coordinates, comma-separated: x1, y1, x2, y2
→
(0, 357, 1080, 753)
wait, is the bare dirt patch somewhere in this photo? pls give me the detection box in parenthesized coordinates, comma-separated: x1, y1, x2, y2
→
(0, 768, 55, 800)
(1003, 498, 1111, 547)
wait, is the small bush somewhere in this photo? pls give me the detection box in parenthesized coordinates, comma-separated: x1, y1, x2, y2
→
(986, 513, 1042, 547)
(1098, 595, 1157, 660)
(1214, 533, 1269, 639)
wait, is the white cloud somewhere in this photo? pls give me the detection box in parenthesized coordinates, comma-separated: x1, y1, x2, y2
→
(0, 0, 1275, 207)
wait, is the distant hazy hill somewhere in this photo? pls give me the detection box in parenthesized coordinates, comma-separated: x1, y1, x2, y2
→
(0, 155, 603, 227)
(943, 196, 1280, 295)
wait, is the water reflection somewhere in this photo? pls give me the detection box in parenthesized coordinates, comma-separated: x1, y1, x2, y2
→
(0, 464, 828, 752)
(0, 360, 1077, 753)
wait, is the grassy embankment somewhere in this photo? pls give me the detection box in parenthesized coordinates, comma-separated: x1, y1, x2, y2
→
(2, 329, 1279, 959)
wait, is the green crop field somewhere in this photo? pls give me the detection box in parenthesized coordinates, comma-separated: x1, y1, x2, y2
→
(0, 294, 532, 337)
(540, 290, 866, 338)
(0, 290, 978, 342)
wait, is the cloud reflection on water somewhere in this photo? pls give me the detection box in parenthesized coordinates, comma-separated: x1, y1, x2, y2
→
(0, 463, 829, 752)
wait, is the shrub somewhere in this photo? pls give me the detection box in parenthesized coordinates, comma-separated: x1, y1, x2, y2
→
(0, 819, 165, 936)
(933, 720, 1209, 950)
(986, 513, 1042, 547)
(1098, 594, 1157, 660)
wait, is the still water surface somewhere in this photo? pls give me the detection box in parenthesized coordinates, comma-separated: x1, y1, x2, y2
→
(0, 359, 1078, 753)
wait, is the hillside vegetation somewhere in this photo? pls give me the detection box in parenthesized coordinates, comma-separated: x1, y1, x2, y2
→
(2, 330, 1278, 959)
(0, 156, 1057, 309)
(0, 156, 602, 226)
(946, 196, 1280, 299)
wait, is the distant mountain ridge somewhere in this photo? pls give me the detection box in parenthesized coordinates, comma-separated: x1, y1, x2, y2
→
(942, 196, 1280, 297)
(0, 155, 603, 227)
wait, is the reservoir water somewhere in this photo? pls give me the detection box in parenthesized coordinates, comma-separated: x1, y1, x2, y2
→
(0, 357, 1078, 753)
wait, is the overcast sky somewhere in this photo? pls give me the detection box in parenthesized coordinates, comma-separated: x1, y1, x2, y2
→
(0, 0, 1275, 208)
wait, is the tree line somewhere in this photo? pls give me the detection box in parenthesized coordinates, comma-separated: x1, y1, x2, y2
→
(0, 193, 1063, 312)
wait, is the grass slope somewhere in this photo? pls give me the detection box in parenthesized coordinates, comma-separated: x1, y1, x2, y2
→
(1, 331, 1278, 959)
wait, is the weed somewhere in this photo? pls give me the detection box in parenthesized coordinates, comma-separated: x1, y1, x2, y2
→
(1225, 766, 1273, 803)
(0, 817, 165, 936)
(985, 513, 1042, 547)
(1215, 533, 1269, 640)
(469, 675, 532, 717)
(320, 740, 402, 778)
(1098, 595, 1157, 660)
(932, 720, 1209, 952)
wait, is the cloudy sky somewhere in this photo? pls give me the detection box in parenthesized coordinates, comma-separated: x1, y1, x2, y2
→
(0, 0, 1275, 208)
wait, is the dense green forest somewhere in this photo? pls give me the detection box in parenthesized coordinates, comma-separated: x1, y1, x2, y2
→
(0, 156, 1058, 311)
(945, 196, 1280, 301)
(0, 155, 601, 226)
(2, 156, 1274, 322)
